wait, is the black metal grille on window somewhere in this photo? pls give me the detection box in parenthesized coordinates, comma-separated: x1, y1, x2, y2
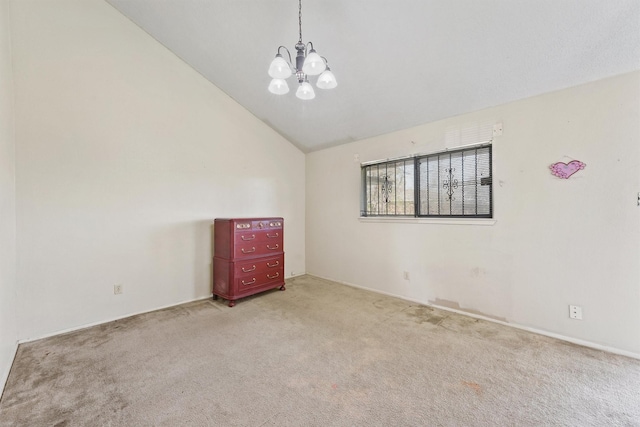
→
(361, 144, 492, 218)
(417, 145, 492, 217)
(362, 159, 414, 216)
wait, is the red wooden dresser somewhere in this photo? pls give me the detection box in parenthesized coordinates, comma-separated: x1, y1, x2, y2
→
(213, 217, 285, 307)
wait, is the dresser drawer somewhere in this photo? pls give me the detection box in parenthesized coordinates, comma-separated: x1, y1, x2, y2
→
(251, 219, 283, 230)
(234, 255, 283, 278)
(233, 219, 282, 232)
(233, 230, 283, 246)
(233, 240, 283, 259)
(234, 264, 284, 292)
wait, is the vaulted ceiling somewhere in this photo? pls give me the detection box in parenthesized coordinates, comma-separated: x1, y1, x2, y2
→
(106, 0, 640, 152)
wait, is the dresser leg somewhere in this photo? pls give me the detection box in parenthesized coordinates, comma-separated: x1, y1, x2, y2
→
(213, 294, 218, 300)
(279, 284, 286, 291)
(228, 300, 236, 307)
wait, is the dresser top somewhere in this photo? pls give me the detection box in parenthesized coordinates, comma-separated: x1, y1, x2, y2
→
(215, 217, 283, 222)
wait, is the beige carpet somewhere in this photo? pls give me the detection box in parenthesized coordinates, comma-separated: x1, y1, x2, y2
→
(1, 275, 639, 426)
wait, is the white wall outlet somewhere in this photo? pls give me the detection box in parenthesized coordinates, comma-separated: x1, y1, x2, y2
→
(569, 305, 582, 320)
(114, 284, 123, 295)
(354, 154, 360, 163)
(403, 271, 410, 281)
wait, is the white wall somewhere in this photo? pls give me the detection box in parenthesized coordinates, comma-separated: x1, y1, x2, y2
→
(307, 71, 640, 356)
(0, 0, 18, 391)
(11, 0, 305, 341)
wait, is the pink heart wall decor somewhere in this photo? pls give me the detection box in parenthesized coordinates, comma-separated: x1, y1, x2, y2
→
(549, 160, 586, 179)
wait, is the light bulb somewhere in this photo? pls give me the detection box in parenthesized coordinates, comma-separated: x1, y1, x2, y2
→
(316, 69, 337, 89)
(302, 50, 326, 76)
(268, 54, 292, 79)
(268, 78, 290, 95)
(296, 81, 315, 100)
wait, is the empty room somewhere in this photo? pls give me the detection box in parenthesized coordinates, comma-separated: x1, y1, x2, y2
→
(1, 0, 639, 425)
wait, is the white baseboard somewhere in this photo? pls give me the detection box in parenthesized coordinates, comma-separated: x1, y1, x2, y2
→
(307, 274, 640, 361)
(19, 277, 303, 345)
(0, 342, 18, 400)
(18, 295, 213, 344)
(20, 276, 309, 345)
(15, 274, 640, 361)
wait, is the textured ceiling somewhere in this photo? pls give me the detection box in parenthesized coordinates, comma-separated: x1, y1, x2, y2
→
(106, 0, 640, 152)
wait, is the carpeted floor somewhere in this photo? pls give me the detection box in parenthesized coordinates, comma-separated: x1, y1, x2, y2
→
(1, 275, 639, 426)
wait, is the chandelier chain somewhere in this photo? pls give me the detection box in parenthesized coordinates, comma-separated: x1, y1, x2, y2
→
(298, 0, 303, 43)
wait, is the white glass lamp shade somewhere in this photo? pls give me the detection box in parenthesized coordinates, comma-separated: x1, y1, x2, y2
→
(268, 78, 290, 95)
(316, 69, 337, 89)
(296, 81, 316, 100)
(268, 54, 292, 79)
(302, 50, 326, 76)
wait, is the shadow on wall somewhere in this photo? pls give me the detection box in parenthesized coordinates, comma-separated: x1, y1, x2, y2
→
(196, 219, 213, 298)
(146, 219, 213, 298)
(210, 222, 215, 296)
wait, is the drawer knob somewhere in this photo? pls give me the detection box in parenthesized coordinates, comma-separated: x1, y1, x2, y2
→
(267, 272, 280, 279)
(241, 247, 256, 254)
(242, 265, 256, 273)
(266, 233, 279, 238)
(266, 261, 280, 268)
(242, 278, 256, 286)
(266, 244, 279, 250)
(241, 234, 256, 241)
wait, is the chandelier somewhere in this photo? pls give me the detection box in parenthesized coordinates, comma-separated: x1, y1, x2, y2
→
(267, 0, 337, 100)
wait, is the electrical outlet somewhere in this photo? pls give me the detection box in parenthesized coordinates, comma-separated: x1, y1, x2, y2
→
(114, 284, 123, 295)
(403, 271, 410, 281)
(569, 305, 582, 320)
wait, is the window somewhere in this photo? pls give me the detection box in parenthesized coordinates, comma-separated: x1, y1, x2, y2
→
(361, 145, 492, 218)
(362, 159, 414, 216)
